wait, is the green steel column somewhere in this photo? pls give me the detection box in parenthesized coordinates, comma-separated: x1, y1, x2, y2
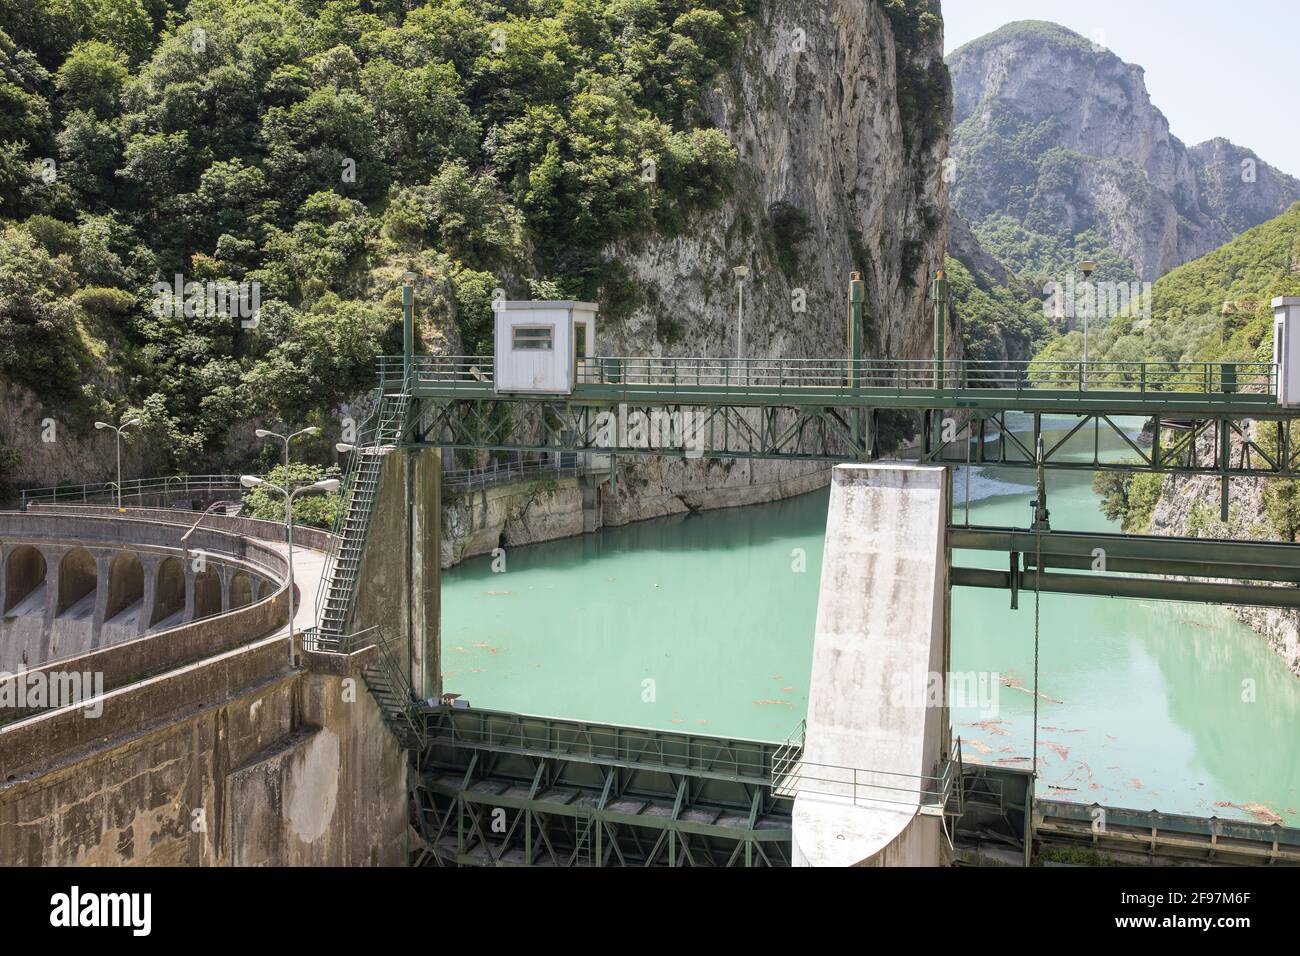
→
(848, 272, 864, 384)
(1220, 417, 1230, 521)
(931, 269, 949, 388)
(402, 271, 415, 386)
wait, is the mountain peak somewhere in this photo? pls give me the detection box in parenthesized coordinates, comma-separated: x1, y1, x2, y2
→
(948, 20, 1111, 63)
(947, 20, 1300, 282)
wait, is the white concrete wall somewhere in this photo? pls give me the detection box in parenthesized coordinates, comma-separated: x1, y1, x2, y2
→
(792, 462, 951, 866)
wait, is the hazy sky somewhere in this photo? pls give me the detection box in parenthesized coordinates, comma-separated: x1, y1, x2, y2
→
(942, 0, 1300, 178)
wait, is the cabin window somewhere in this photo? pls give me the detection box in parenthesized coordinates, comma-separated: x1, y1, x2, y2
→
(512, 326, 553, 351)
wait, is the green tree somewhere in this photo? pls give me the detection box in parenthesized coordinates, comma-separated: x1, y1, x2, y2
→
(56, 40, 129, 119)
(241, 462, 343, 530)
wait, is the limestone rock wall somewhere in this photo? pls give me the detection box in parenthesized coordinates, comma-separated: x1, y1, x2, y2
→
(587, 0, 951, 517)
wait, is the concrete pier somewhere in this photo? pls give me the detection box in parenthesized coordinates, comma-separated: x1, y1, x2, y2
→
(792, 462, 951, 866)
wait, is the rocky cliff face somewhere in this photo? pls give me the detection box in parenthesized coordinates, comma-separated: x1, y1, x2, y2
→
(594, 0, 952, 523)
(1148, 460, 1300, 677)
(948, 21, 1300, 282)
(1190, 137, 1300, 237)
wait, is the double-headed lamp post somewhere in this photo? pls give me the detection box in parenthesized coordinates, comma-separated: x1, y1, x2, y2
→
(94, 417, 141, 511)
(241, 475, 340, 664)
(255, 426, 320, 471)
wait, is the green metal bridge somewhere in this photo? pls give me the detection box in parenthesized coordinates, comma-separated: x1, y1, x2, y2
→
(389, 353, 1297, 477)
(307, 278, 1300, 866)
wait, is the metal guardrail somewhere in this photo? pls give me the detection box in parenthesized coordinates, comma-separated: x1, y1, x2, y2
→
(383, 355, 1277, 396)
(442, 459, 584, 490)
(20, 474, 245, 507)
(425, 707, 784, 784)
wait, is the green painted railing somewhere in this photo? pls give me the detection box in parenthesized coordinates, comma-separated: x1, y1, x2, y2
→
(382, 355, 1275, 397)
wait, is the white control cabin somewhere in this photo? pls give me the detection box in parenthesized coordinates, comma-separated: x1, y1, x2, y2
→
(494, 301, 596, 395)
(1273, 297, 1300, 405)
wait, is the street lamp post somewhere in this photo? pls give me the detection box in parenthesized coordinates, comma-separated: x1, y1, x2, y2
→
(179, 499, 240, 570)
(94, 417, 141, 511)
(241, 475, 340, 664)
(255, 426, 320, 472)
(1080, 260, 1097, 389)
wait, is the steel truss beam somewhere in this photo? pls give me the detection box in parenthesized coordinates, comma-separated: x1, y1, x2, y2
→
(922, 409, 1300, 479)
(412, 398, 1300, 479)
(952, 526, 1300, 608)
(412, 397, 866, 462)
(403, 376, 1288, 419)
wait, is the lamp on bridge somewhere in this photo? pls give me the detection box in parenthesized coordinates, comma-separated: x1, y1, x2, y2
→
(240, 475, 341, 665)
(94, 416, 142, 512)
(1080, 260, 1097, 389)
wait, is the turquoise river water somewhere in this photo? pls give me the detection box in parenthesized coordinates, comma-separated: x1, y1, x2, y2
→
(441, 415, 1300, 825)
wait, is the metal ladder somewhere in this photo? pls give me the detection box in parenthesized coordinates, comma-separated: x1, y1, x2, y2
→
(349, 625, 427, 751)
(315, 385, 411, 644)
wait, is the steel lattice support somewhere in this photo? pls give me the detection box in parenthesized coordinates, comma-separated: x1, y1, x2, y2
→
(412, 397, 868, 462)
(922, 409, 1300, 479)
(410, 707, 794, 867)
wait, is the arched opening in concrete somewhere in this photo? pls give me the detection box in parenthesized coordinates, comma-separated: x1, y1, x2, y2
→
(105, 552, 145, 622)
(193, 568, 222, 619)
(151, 557, 185, 627)
(4, 546, 47, 613)
(228, 570, 253, 610)
(56, 548, 97, 617)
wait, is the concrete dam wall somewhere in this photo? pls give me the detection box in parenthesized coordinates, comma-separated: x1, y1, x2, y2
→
(792, 463, 952, 867)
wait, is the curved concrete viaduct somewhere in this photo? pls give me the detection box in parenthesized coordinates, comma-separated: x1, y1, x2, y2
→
(1, 513, 282, 672)
(0, 507, 407, 866)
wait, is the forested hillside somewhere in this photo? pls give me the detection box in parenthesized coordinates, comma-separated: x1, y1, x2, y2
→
(1079, 202, 1300, 536)
(0, 0, 750, 481)
(1037, 201, 1300, 374)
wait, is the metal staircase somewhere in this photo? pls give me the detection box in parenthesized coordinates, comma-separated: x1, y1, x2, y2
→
(347, 625, 427, 751)
(315, 384, 411, 645)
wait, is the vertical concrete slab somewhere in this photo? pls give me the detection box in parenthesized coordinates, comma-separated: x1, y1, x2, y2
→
(409, 447, 441, 701)
(350, 446, 441, 701)
(792, 462, 951, 866)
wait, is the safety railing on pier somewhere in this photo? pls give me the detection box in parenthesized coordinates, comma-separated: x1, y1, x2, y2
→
(384, 355, 1276, 397)
(771, 719, 961, 817)
(302, 625, 427, 749)
(20, 474, 245, 508)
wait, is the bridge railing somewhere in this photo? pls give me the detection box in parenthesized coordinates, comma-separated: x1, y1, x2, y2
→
(19, 474, 245, 508)
(424, 705, 785, 784)
(387, 354, 1276, 396)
